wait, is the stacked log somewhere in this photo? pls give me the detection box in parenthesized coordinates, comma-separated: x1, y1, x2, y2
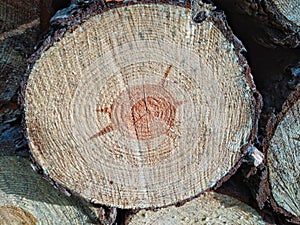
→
(0, 156, 99, 224)
(22, 0, 261, 210)
(0, 2, 114, 224)
(1, 0, 299, 224)
(40, 0, 71, 34)
(128, 192, 265, 224)
(263, 89, 300, 224)
(0, 0, 40, 155)
(214, 0, 300, 48)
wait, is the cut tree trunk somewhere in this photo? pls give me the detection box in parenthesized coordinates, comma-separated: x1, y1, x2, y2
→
(127, 191, 265, 224)
(0, 0, 74, 155)
(213, 0, 300, 48)
(0, 156, 100, 224)
(0, 2, 114, 224)
(22, 0, 261, 209)
(0, 0, 40, 156)
(263, 89, 300, 224)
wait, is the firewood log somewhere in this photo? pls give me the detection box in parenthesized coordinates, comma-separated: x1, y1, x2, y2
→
(0, 156, 100, 224)
(128, 192, 265, 224)
(264, 89, 300, 224)
(22, 0, 261, 209)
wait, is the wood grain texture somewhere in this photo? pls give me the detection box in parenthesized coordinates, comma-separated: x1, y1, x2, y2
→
(24, 2, 259, 208)
(266, 89, 300, 219)
(0, 156, 99, 225)
(128, 192, 265, 224)
(0, 206, 37, 225)
(272, 0, 300, 26)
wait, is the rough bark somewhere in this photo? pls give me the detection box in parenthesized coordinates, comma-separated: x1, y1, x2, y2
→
(40, 0, 71, 34)
(22, 0, 261, 209)
(263, 89, 300, 224)
(213, 0, 300, 48)
(212, 2, 299, 223)
(1, 0, 299, 224)
(216, 166, 280, 225)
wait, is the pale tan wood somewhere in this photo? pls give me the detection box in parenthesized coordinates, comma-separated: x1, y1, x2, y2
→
(0, 156, 99, 225)
(24, 3, 258, 208)
(128, 192, 265, 224)
(0, 206, 37, 225)
(267, 90, 300, 217)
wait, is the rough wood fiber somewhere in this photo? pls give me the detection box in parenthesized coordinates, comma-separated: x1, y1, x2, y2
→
(272, 0, 300, 26)
(0, 156, 99, 225)
(24, 2, 260, 209)
(128, 192, 265, 224)
(265, 89, 300, 220)
(0, 206, 37, 225)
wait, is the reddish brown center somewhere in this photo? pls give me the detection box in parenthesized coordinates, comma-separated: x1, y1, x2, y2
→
(112, 85, 176, 140)
(130, 96, 176, 140)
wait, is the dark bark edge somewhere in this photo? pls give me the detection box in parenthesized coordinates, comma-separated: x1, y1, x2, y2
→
(262, 88, 300, 224)
(20, 0, 262, 210)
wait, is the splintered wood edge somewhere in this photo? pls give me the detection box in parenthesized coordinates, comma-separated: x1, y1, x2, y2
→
(21, 0, 262, 209)
(264, 89, 300, 223)
(128, 192, 266, 224)
(0, 156, 100, 224)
